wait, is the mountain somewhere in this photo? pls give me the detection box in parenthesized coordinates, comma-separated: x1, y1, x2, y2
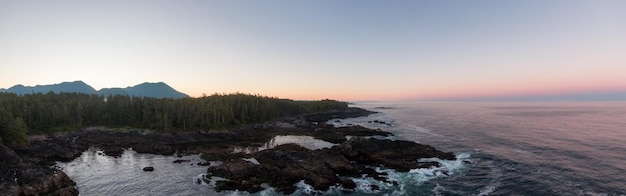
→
(5, 81, 97, 95)
(124, 82, 188, 99)
(2, 81, 189, 99)
(98, 88, 129, 97)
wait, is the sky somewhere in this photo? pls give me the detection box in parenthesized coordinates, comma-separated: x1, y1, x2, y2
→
(1, 1, 625, 101)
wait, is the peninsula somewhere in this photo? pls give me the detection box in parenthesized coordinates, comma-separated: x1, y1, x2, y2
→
(0, 92, 455, 195)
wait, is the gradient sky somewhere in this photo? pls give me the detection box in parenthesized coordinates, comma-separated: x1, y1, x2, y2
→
(1, 1, 625, 101)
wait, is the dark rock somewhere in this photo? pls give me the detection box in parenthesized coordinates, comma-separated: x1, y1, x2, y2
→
(0, 107, 455, 195)
(0, 144, 22, 167)
(103, 147, 124, 157)
(207, 137, 456, 193)
(15, 168, 77, 196)
(336, 125, 391, 137)
(360, 167, 387, 182)
(337, 137, 455, 172)
(321, 151, 359, 176)
(417, 161, 442, 168)
(304, 107, 376, 122)
(209, 144, 343, 194)
(309, 124, 391, 144)
(341, 178, 357, 189)
(173, 159, 190, 164)
(133, 144, 175, 155)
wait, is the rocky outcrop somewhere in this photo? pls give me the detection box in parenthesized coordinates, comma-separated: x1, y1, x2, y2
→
(17, 168, 77, 196)
(209, 144, 346, 193)
(338, 137, 455, 172)
(1, 140, 79, 196)
(207, 137, 456, 194)
(1, 143, 77, 196)
(0, 144, 21, 167)
(0, 107, 454, 195)
(303, 107, 376, 122)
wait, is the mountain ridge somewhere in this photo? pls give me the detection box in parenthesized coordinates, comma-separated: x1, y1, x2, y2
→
(1, 81, 188, 99)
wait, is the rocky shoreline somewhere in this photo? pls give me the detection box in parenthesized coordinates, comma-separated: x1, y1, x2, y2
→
(0, 107, 456, 195)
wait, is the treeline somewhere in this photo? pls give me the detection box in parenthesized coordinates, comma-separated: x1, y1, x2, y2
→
(0, 92, 348, 147)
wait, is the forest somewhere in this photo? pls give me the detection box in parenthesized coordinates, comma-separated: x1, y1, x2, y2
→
(0, 92, 348, 147)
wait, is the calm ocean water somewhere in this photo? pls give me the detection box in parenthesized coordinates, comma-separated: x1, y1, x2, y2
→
(352, 101, 626, 196)
(57, 101, 626, 195)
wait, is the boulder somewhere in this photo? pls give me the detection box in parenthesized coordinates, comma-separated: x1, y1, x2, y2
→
(16, 168, 77, 196)
(341, 178, 357, 189)
(337, 137, 455, 172)
(173, 159, 190, 164)
(102, 147, 124, 157)
(0, 144, 21, 167)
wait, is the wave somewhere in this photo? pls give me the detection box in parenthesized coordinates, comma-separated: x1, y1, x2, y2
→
(197, 152, 471, 195)
(327, 112, 396, 129)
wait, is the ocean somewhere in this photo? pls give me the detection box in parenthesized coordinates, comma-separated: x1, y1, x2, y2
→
(57, 101, 626, 195)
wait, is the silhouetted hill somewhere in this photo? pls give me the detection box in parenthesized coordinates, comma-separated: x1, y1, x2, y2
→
(124, 82, 188, 99)
(98, 88, 129, 97)
(2, 81, 188, 99)
(5, 81, 97, 95)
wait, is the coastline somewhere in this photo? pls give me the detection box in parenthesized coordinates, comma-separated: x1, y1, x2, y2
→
(0, 107, 456, 195)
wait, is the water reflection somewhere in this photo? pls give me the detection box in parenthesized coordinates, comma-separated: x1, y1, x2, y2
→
(56, 148, 218, 195)
(233, 135, 337, 153)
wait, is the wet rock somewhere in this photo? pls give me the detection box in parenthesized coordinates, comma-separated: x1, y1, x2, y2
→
(320, 151, 359, 176)
(304, 107, 376, 122)
(208, 138, 456, 193)
(209, 144, 343, 194)
(173, 159, 190, 164)
(310, 124, 391, 144)
(102, 147, 124, 157)
(0, 144, 22, 167)
(336, 125, 391, 137)
(16, 168, 77, 196)
(0, 107, 454, 195)
(133, 144, 175, 155)
(341, 178, 357, 189)
(337, 137, 455, 172)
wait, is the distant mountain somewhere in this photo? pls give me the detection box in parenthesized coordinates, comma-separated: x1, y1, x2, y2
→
(4, 81, 97, 95)
(124, 82, 188, 99)
(2, 81, 189, 99)
(98, 88, 129, 97)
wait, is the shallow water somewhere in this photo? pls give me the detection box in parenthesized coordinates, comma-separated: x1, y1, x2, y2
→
(55, 148, 217, 195)
(55, 136, 343, 195)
